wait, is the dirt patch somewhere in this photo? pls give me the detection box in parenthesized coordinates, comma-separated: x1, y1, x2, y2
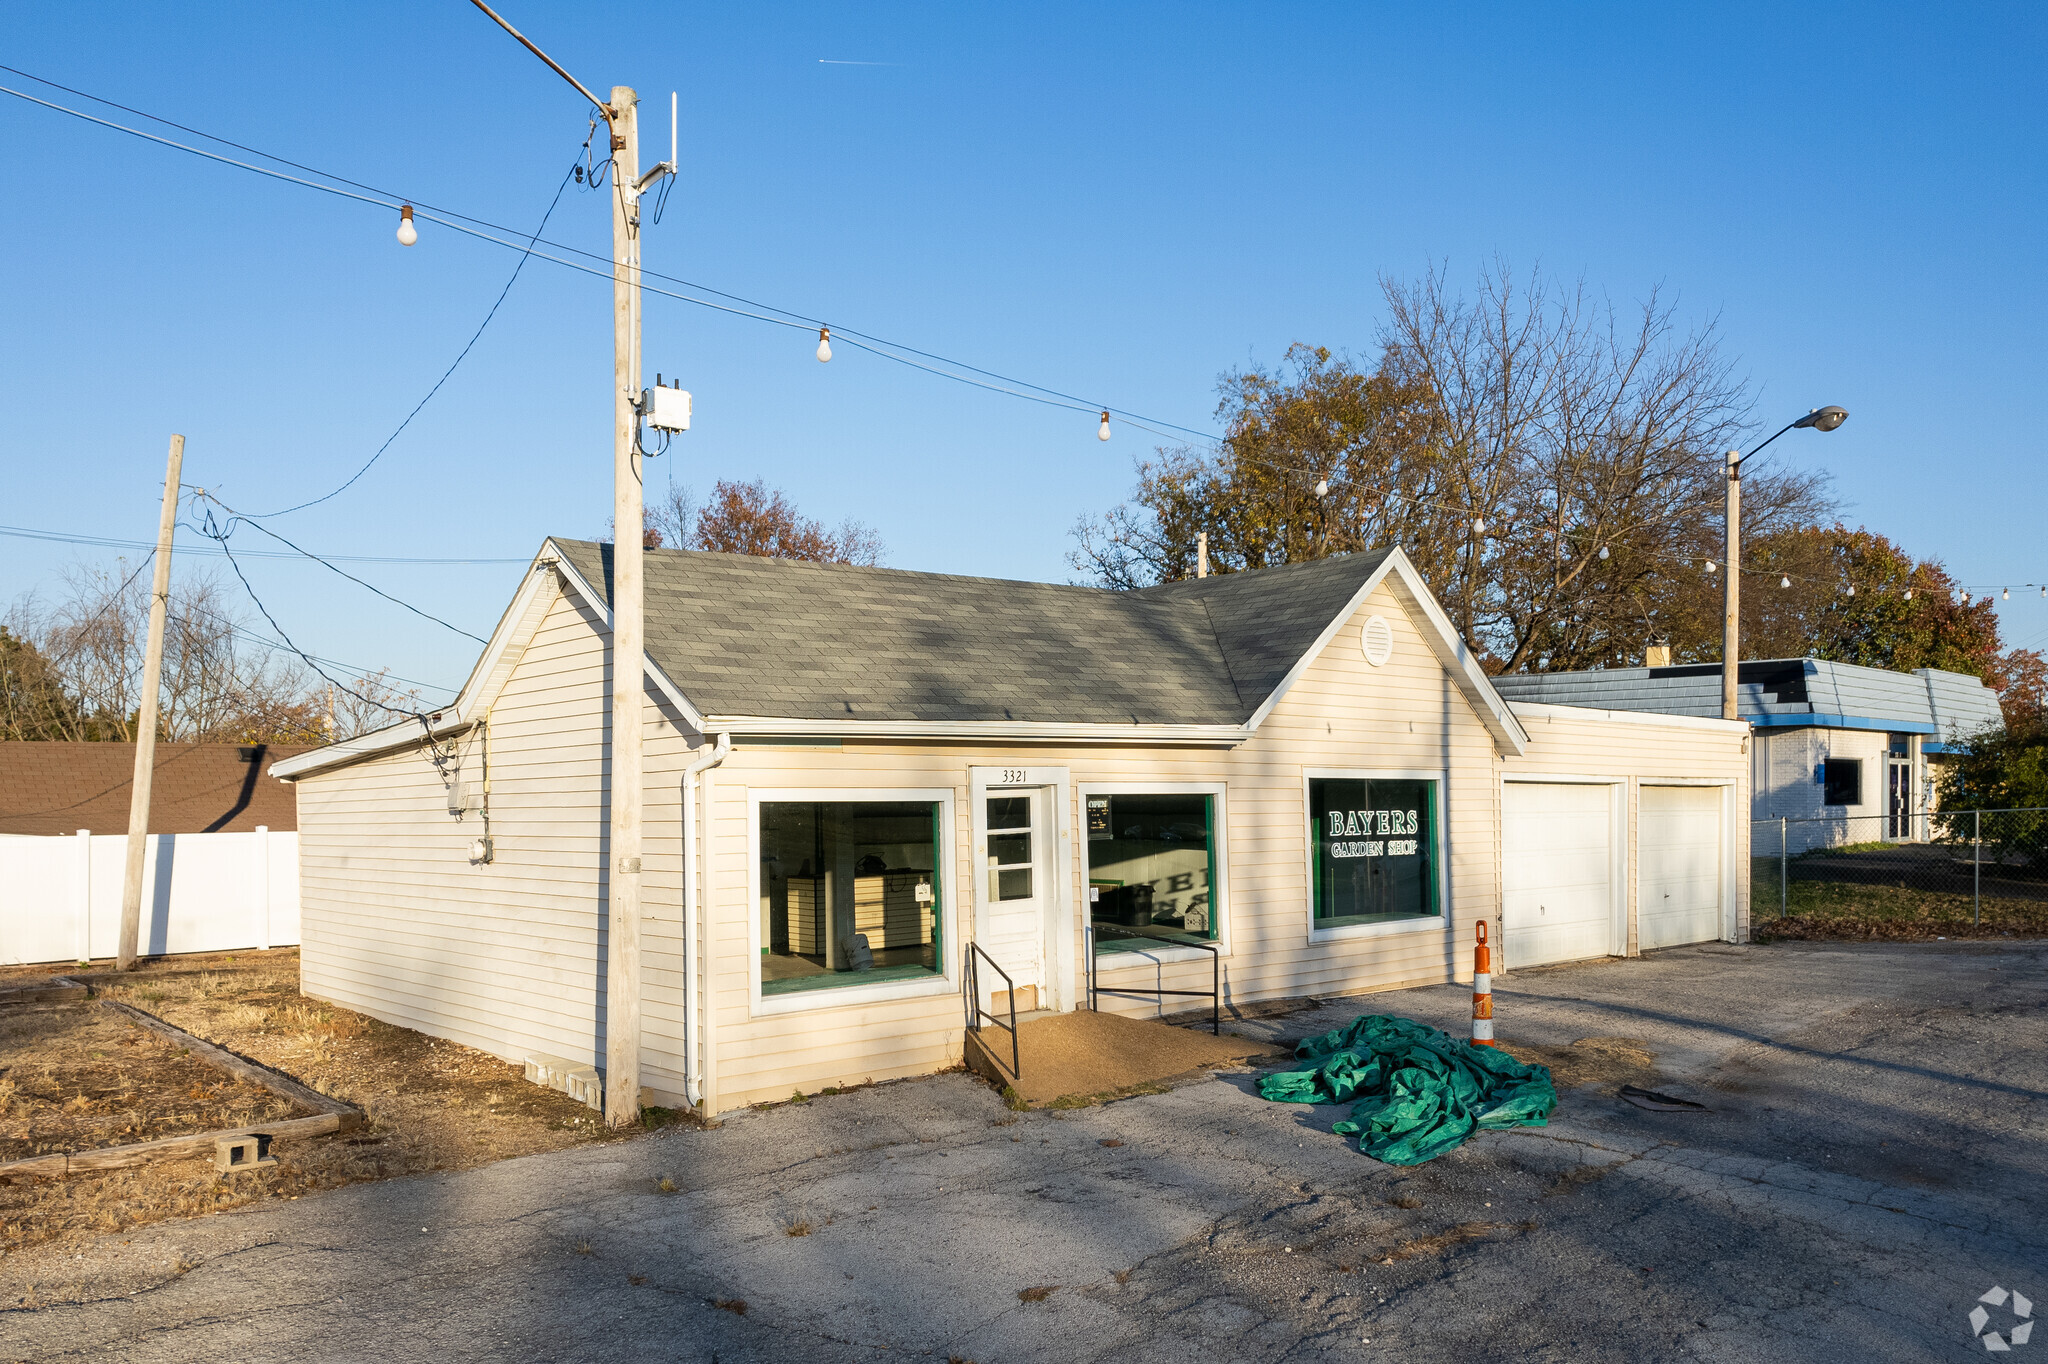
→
(0, 950, 656, 1259)
(1379, 1219, 1536, 1261)
(1, 1002, 310, 1163)
(971, 1010, 1283, 1108)
(1497, 1036, 1658, 1091)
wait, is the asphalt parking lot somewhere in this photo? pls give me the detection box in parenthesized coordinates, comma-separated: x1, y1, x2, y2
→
(4, 938, 2043, 1363)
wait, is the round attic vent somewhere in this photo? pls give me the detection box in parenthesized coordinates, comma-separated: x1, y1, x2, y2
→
(1360, 614, 1394, 667)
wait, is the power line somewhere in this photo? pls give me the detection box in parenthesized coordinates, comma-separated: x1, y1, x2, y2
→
(0, 71, 1222, 445)
(255, 152, 586, 517)
(0, 521, 526, 564)
(194, 497, 490, 644)
(196, 519, 428, 722)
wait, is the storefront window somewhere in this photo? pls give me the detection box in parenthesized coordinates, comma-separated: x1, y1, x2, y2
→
(1309, 777, 1440, 928)
(1086, 792, 1218, 952)
(759, 800, 942, 996)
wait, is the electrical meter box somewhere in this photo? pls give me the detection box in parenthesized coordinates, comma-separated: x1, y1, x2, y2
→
(643, 385, 692, 433)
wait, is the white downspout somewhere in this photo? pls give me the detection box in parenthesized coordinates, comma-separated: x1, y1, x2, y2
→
(681, 731, 730, 1108)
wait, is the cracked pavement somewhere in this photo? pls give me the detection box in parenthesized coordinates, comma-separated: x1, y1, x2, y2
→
(3, 938, 2043, 1362)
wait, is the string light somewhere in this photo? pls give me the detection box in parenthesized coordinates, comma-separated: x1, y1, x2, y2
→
(1472, 517, 1486, 534)
(1704, 560, 1715, 574)
(1097, 411, 1112, 442)
(1904, 588, 1913, 600)
(1598, 546, 1610, 560)
(1846, 584, 1856, 596)
(1315, 479, 1329, 498)
(1780, 576, 1791, 588)
(815, 326, 832, 363)
(2003, 587, 2010, 600)
(396, 204, 417, 246)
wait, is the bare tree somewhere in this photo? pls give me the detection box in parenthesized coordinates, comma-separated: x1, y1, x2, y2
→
(6, 564, 377, 742)
(1071, 262, 1834, 671)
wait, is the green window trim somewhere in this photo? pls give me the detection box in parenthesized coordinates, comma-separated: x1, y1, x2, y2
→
(1309, 776, 1442, 930)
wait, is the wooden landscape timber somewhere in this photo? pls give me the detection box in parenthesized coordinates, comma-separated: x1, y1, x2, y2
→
(0, 982, 362, 1182)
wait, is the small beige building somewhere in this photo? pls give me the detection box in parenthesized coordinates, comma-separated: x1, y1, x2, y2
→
(273, 541, 1750, 1115)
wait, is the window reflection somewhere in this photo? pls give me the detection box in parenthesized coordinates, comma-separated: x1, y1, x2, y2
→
(1087, 792, 1217, 953)
(760, 800, 942, 995)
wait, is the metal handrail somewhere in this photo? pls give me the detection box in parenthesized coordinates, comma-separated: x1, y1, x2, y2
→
(963, 941, 1020, 1082)
(1085, 924, 1221, 1035)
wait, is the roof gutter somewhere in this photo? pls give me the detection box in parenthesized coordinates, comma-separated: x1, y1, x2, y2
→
(704, 716, 1252, 745)
(681, 732, 730, 1109)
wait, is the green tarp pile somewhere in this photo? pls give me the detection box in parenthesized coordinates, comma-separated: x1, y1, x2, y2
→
(1258, 1014, 1558, 1165)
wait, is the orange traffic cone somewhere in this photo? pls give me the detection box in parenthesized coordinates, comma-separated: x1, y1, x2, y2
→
(1471, 920, 1495, 1047)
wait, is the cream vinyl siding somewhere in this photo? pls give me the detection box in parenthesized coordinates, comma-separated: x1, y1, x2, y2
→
(294, 585, 701, 1107)
(1503, 703, 1751, 955)
(295, 572, 1751, 1118)
(696, 582, 1504, 1111)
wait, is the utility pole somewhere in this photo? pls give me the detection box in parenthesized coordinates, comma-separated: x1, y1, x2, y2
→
(605, 85, 646, 1127)
(118, 434, 184, 971)
(1721, 450, 1740, 722)
(465, 3, 676, 1128)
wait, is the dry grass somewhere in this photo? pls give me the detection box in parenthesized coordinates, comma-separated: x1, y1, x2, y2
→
(1753, 879, 2048, 941)
(1017, 1284, 1057, 1302)
(0, 949, 647, 1259)
(0, 1002, 308, 1163)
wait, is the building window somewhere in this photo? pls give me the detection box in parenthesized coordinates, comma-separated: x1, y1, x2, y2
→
(1823, 759, 1861, 807)
(759, 800, 942, 996)
(1309, 777, 1441, 928)
(1086, 791, 1218, 953)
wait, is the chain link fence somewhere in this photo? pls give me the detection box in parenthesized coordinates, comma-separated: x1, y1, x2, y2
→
(1751, 808, 2048, 938)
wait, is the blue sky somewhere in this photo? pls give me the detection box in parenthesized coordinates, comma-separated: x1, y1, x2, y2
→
(3, 3, 2044, 699)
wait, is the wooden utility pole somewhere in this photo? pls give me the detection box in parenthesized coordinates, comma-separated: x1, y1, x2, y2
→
(117, 434, 184, 971)
(604, 85, 645, 1126)
(1721, 450, 1740, 722)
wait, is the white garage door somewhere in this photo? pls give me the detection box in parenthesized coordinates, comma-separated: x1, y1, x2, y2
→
(1502, 783, 1615, 969)
(1640, 786, 1724, 949)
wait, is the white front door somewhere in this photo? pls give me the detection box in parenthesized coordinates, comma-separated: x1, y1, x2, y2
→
(980, 787, 1050, 1010)
(1639, 786, 1724, 949)
(1502, 782, 1617, 969)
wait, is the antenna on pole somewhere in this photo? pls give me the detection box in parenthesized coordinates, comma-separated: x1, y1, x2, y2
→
(670, 91, 677, 173)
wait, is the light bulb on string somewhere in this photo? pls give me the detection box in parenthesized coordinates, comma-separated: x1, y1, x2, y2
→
(1904, 588, 1914, 600)
(1097, 411, 1112, 442)
(1780, 576, 1791, 589)
(816, 327, 832, 363)
(1315, 479, 1329, 498)
(1472, 517, 1486, 535)
(1846, 585, 1856, 596)
(396, 205, 418, 246)
(1598, 545, 1610, 560)
(1704, 560, 1715, 574)
(2003, 587, 2010, 600)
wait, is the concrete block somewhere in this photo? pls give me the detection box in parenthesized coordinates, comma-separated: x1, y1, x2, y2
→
(523, 1053, 604, 1112)
(215, 1132, 276, 1175)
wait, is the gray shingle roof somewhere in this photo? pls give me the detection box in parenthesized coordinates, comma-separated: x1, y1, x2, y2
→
(551, 540, 1392, 725)
(1490, 658, 2003, 736)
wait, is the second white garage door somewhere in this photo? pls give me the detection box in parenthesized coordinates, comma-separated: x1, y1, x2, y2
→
(1502, 782, 1616, 969)
(1639, 785, 1724, 949)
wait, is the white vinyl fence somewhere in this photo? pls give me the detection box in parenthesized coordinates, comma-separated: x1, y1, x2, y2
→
(0, 829, 299, 966)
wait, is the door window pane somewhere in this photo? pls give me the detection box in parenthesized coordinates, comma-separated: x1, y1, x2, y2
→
(1088, 792, 1218, 952)
(986, 796, 1031, 831)
(760, 800, 942, 996)
(988, 833, 1032, 866)
(1309, 778, 1439, 927)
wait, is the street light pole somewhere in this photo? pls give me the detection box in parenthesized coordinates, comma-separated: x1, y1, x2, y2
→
(1720, 406, 1849, 721)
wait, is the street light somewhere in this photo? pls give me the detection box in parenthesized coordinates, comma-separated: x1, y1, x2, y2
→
(1721, 406, 1849, 720)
